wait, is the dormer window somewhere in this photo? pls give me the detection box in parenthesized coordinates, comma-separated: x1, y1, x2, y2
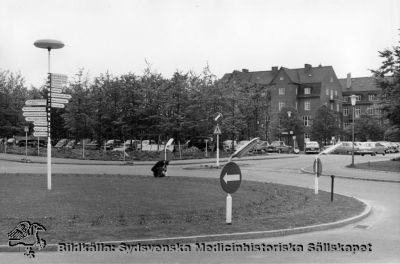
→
(304, 88, 311, 95)
(279, 88, 285, 95)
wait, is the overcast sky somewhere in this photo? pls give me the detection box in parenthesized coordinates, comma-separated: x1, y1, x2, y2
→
(1, 0, 399, 88)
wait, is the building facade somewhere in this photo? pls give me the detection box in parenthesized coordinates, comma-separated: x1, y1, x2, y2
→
(222, 64, 344, 149)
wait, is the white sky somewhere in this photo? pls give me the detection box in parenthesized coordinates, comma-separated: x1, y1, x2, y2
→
(1, 0, 399, 88)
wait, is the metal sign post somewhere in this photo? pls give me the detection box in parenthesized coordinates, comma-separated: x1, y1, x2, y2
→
(34, 39, 65, 190)
(220, 162, 242, 224)
(24, 126, 28, 161)
(214, 113, 223, 168)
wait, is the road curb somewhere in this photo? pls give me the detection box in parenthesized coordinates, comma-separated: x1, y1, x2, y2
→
(0, 198, 371, 252)
(0, 154, 299, 166)
(300, 167, 400, 183)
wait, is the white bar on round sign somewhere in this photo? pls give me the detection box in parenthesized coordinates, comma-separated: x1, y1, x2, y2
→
(22, 107, 46, 112)
(25, 117, 47, 122)
(23, 112, 47, 117)
(51, 103, 65, 108)
(51, 93, 72, 99)
(25, 99, 47, 106)
(33, 132, 48, 137)
(51, 98, 69, 104)
(34, 126, 48, 132)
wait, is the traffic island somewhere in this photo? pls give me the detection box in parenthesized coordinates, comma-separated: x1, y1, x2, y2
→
(0, 173, 367, 248)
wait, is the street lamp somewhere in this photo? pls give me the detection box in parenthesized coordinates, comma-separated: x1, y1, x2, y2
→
(34, 39, 64, 190)
(349, 94, 357, 167)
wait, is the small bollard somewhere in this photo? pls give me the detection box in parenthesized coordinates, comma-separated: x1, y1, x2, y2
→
(330, 175, 335, 202)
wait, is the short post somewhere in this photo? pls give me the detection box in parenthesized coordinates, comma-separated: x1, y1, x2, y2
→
(314, 175, 319, 195)
(123, 142, 126, 162)
(82, 139, 85, 159)
(226, 194, 232, 224)
(330, 175, 335, 202)
(37, 137, 40, 156)
(24, 126, 28, 160)
(205, 139, 208, 158)
(216, 134, 220, 167)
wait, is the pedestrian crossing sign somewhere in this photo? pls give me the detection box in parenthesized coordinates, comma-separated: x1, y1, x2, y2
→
(214, 124, 222, 135)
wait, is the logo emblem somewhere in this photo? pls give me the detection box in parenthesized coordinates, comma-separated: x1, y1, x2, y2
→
(8, 221, 47, 258)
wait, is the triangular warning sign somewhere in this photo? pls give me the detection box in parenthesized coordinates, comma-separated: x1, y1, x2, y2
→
(214, 124, 222, 135)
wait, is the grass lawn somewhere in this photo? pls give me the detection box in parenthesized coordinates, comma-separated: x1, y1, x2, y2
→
(353, 159, 400, 173)
(0, 174, 365, 244)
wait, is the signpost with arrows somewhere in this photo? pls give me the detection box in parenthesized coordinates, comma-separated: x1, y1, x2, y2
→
(220, 137, 259, 224)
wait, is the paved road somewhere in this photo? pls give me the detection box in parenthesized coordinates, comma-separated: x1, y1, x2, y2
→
(1, 153, 399, 263)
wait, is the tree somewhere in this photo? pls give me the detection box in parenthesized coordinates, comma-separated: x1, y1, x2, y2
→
(276, 106, 304, 145)
(372, 44, 400, 135)
(310, 105, 340, 145)
(354, 115, 384, 141)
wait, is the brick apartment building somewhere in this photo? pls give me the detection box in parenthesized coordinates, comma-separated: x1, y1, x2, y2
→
(222, 64, 344, 149)
(339, 74, 383, 140)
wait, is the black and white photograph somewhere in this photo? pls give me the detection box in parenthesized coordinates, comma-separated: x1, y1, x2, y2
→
(0, 0, 399, 263)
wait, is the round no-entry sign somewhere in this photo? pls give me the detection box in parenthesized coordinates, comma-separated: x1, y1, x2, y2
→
(220, 162, 242, 194)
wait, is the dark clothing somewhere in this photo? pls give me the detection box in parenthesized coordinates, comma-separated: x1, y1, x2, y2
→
(151, 160, 169, 177)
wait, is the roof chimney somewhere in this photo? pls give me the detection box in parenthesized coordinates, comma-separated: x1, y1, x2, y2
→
(346, 73, 352, 89)
(304, 64, 312, 72)
(271, 66, 278, 75)
(242, 69, 249, 73)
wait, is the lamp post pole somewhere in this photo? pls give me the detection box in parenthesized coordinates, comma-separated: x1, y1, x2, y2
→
(34, 39, 64, 190)
(350, 95, 357, 167)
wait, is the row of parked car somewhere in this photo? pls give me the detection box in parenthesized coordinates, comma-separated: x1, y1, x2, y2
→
(306, 141, 400, 156)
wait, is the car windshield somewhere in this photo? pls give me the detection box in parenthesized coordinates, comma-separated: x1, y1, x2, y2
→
(307, 142, 319, 147)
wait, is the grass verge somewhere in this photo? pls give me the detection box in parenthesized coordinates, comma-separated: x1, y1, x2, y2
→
(352, 159, 400, 173)
(0, 174, 365, 244)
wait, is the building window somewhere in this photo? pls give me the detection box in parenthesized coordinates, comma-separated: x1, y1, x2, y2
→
(344, 122, 350, 128)
(355, 107, 361, 117)
(279, 101, 285, 111)
(279, 88, 285, 95)
(369, 94, 377, 101)
(367, 107, 373, 115)
(303, 116, 311, 127)
(343, 96, 349, 102)
(336, 104, 340, 112)
(279, 76, 284, 81)
(304, 133, 310, 140)
(304, 87, 311, 95)
(330, 103, 334, 110)
(335, 90, 338, 97)
(295, 102, 298, 110)
(356, 95, 361, 101)
(326, 89, 329, 96)
(343, 107, 348, 116)
(304, 101, 310, 111)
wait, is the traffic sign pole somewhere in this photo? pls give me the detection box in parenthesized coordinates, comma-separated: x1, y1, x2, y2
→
(226, 194, 232, 224)
(217, 134, 220, 167)
(47, 73, 52, 190)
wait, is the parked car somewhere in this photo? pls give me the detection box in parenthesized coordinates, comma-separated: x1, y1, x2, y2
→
(305, 141, 320, 154)
(6, 138, 16, 145)
(252, 140, 270, 153)
(105, 139, 122, 150)
(55, 138, 68, 148)
(85, 140, 99, 150)
(267, 141, 291, 153)
(331, 141, 359, 155)
(65, 139, 77, 149)
(140, 139, 160, 151)
(188, 137, 215, 151)
(124, 139, 140, 151)
(356, 142, 386, 156)
(223, 140, 237, 152)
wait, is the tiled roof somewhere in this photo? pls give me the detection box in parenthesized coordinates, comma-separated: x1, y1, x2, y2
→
(249, 71, 275, 84)
(339, 77, 381, 92)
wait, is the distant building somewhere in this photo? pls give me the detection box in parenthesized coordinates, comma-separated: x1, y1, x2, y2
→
(339, 74, 383, 140)
(221, 64, 343, 149)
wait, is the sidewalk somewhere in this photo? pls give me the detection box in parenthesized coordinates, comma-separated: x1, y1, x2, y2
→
(0, 152, 298, 166)
(301, 162, 400, 183)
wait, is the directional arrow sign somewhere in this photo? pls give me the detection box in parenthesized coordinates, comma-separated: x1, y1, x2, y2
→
(51, 103, 65, 108)
(22, 107, 46, 112)
(220, 162, 242, 194)
(34, 126, 48, 132)
(51, 98, 69, 104)
(51, 93, 72, 99)
(33, 132, 48, 137)
(25, 117, 47, 122)
(25, 99, 46, 106)
(23, 112, 47, 117)
(50, 88, 63, 93)
(33, 121, 48, 126)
